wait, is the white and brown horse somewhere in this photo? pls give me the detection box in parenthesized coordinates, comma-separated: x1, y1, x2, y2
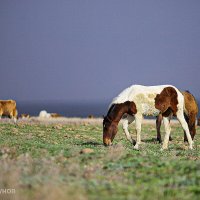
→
(103, 85, 193, 150)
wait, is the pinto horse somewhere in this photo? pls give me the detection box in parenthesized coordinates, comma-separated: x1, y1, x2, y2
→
(103, 85, 193, 150)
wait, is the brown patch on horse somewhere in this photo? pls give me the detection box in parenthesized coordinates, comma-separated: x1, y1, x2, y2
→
(155, 87, 178, 117)
(103, 101, 137, 146)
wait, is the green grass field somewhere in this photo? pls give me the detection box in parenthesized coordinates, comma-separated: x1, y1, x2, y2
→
(0, 121, 200, 200)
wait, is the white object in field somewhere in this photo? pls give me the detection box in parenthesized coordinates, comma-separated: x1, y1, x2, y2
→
(39, 110, 51, 118)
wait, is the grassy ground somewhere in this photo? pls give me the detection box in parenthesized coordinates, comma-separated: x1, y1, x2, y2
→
(0, 121, 200, 200)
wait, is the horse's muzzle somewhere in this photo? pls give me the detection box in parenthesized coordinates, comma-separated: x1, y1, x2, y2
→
(103, 138, 112, 146)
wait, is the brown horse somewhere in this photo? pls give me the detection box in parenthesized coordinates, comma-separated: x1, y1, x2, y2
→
(156, 91, 198, 142)
(0, 100, 18, 122)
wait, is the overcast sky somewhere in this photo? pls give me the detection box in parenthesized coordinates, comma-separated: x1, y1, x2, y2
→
(0, 0, 200, 102)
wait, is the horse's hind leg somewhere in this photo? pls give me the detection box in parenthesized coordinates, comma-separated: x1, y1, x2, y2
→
(156, 114, 162, 143)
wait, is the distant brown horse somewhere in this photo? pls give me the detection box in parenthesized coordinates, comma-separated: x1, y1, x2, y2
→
(0, 100, 18, 122)
(156, 91, 198, 143)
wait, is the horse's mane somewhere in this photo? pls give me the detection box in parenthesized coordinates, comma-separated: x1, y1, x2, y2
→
(107, 104, 115, 115)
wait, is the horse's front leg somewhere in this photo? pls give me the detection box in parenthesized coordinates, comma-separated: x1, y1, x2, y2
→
(122, 114, 135, 145)
(133, 114, 142, 150)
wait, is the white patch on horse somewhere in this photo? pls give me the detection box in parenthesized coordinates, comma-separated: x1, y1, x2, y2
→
(133, 93, 160, 116)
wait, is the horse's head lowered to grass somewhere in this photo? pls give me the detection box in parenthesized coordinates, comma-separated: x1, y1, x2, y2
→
(103, 101, 137, 146)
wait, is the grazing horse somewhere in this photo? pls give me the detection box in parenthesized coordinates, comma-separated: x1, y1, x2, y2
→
(156, 90, 198, 143)
(103, 85, 193, 150)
